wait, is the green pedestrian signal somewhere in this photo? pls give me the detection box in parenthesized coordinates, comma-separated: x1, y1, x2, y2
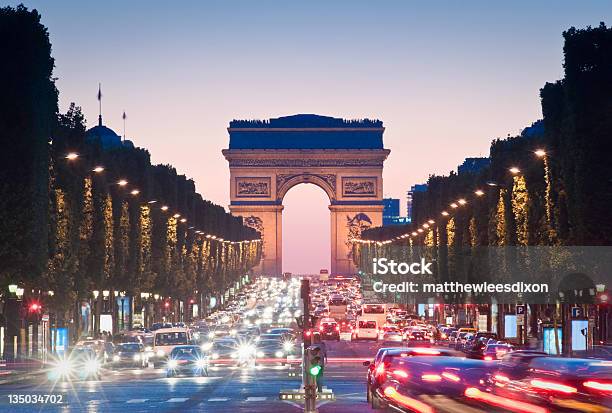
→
(307, 346, 322, 377)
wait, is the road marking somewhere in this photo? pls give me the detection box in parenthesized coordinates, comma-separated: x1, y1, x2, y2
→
(126, 399, 148, 403)
(166, 398, 189, 403)
(420, 395, 485, 413)
(246, 396, 267, 401)
(208, 397, 229, 402)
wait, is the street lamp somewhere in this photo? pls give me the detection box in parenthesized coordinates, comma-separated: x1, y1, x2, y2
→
(154, 294, 159, 301)
(509, 167, 520, 174)
(130, 189, 140, 195)
(93, 166, 105, 173)
(16, 287, 24, 299)
(534, 149, 546, 158)
(102, 290, 110, 298)
(48, 290, 54, 296)
(117, 179, 128, 186)
(161, 205, 169, 211)
(8, 284, 17, 294)
(441, 211, 449, 216)
(93, 290, 99, 299)
(458, 199, 467, 205)
(474, 189, 485, 196)
(65, 152, 79, 160)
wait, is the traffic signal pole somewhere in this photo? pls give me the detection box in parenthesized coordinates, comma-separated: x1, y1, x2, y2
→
(301, 279, 317, 413)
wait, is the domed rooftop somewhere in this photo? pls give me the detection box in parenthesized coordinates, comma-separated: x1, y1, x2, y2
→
(85, 115, 122, 150)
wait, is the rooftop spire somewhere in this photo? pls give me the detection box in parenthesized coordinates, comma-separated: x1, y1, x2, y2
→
(97, 83, 102, 126)
(122, 110, 126, 142)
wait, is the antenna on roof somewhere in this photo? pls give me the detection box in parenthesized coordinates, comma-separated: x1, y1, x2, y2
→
(97, 83, 103, 126)
(122, 110, 127, 142)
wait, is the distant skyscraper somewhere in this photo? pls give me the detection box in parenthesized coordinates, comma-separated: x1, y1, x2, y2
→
(383, 197, 409, 226)
(407, 184, 428, 221)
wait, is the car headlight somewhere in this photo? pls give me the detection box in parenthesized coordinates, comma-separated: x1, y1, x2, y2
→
(133, 354, 141, 361)
(156, 349, 165, 357)
(275, 351, 284, 358)
(211, 353, 219, 359)
(52, 358, 73, 376)
(257, 351, 264, 357)
(200, 342, 212, 351)
(238, 345, 255, 357)
(196, 358, 207, 368)
(208, 332, 215, 339)
(230, 329, 237, 336)
(167, 359, 178, 368)
(113, 355, 120, 362)
(230, 352, 238, 359)
(84, 359, 100, 373)
(283, 342, 294, 352)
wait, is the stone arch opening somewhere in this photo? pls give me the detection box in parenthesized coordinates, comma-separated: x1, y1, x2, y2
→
(282, 182, 331, 274)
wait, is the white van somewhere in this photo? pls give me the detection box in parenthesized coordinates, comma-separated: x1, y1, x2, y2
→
(354, 319, 379, 340)
(151, 327, 192, 366)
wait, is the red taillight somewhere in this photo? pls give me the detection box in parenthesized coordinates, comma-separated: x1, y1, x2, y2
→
(530, 379, 577, 394)
(412, 349, 440, 355)
(375, 364, 385, 376)
(583, 380, 612, 392)
(484, 356, 493, 361)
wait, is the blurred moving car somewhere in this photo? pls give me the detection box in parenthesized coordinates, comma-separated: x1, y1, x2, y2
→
(365, 349, 465, 410)
(111, 343, 147, 368)
(166, 345, 209, 377)
(490, 357, 612, 412)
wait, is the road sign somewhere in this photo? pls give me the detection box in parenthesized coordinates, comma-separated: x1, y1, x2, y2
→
(571, 307, 583, 318)
(516, 305, 526, 315)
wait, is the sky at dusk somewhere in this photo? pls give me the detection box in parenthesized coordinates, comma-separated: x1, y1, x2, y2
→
(11, 0, 612, 273)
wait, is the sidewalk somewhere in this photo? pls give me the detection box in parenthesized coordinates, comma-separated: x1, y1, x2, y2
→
(0, 360, 47, 385)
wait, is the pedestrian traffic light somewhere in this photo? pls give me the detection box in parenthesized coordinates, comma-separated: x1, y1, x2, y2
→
(307, 346, 322, 377)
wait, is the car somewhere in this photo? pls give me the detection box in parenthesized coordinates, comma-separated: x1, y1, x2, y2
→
(364, 348, 459, 409)
(48, 347, 103, 381)
(111, 343, 147, 368)
(490, 357, 612, 412)
(166, 345, 209, 377)
(209, 338, 254, 366)
(319, 320, 340, 341)
(151, 327, 193, 367)
(477, 343, 514, 360)
(380, 356, 496, 412)
(381, 331, 403, 344)
(354, 319, 379, 340)
(255, 339, 294, 365)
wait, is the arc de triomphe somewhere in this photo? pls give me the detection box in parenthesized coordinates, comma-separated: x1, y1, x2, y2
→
(223, 114, 389, 276)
